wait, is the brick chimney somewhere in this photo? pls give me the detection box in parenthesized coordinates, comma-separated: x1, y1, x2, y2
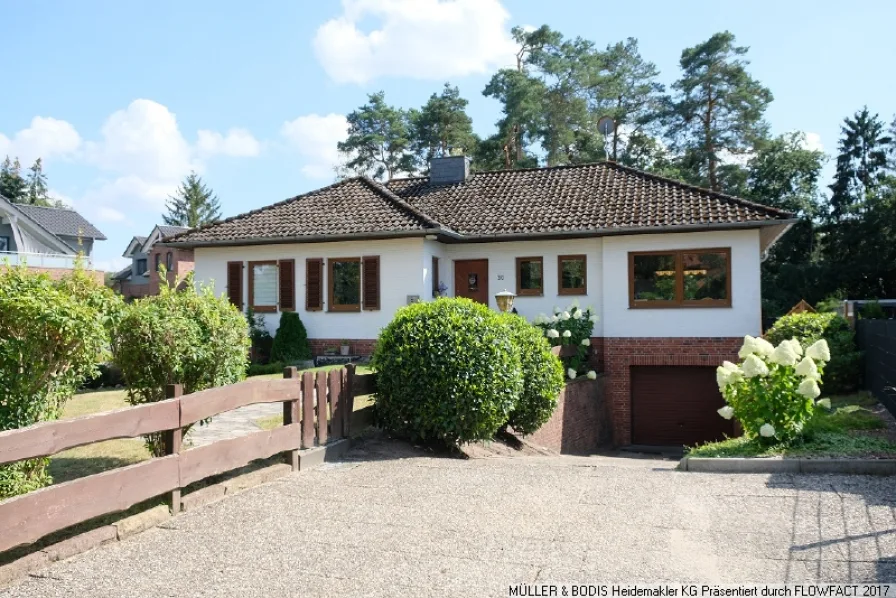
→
(429, 156, 471, 185)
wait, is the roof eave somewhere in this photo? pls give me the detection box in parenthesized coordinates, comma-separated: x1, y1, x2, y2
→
(161, 227, 451, 249)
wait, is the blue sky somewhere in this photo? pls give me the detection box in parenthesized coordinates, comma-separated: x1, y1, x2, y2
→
(2, 0, 893, 271)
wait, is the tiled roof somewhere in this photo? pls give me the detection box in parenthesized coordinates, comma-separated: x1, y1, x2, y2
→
(15, 204, 107, 240)
(157, 225, 190, 239)
(168, 162, 792, 246)
(387, 162, 792, 236)
(168, 178, 440, 244)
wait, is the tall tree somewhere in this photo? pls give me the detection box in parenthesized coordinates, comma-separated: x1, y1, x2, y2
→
(0, 157, 27, 203)
(163, 172, 221, 227)
(25, 158, 51, 206)
(826, 107, 891, 220)
(337, 91, 415, 181)
(665, 31, 773, 192)
(410, 83, 479, 167)
(588, 38, 665, 160)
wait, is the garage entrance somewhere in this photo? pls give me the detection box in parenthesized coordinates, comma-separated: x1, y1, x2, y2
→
(631, 366, 734, 446)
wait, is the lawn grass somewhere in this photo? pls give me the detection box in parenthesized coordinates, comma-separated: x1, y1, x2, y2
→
(688, 392, 896, 458)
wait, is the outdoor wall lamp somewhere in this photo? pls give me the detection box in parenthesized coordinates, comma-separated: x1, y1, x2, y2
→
(495, 289, 516, 313)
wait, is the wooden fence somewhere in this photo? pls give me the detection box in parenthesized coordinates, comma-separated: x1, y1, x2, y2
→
(0, 364, 376, 553)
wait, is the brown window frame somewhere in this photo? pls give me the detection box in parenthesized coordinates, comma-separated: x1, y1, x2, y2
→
(328, 257, 362, 313)
(515, 256, 544, 297)
(557, 254, 587, 296)
(248, 260, 278, 313)
(431, 256, 440, 298)
(628, 248, 732, 309)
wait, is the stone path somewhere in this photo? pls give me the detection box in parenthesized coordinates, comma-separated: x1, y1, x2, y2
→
(187, 402, 281, 447)
(4, 438, 895, 597)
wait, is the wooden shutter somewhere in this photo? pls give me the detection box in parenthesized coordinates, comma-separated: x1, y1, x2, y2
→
(226, 261, 243, 310)
(279, 259, 295, 311)
(362, 256, 380, 311)
(306, 258, 323, 311)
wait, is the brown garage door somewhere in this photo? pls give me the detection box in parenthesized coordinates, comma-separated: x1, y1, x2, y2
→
(631, 366, 734, 446)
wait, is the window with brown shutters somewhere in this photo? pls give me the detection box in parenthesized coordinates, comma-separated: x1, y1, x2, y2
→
(306, 258, 323, 311)
(226, 261, 243, 310)
(278, 259, 295, 311)
(362, 255, 380, 311)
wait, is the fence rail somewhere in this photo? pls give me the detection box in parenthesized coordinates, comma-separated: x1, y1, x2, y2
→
(0, 364, 375, 553)
(856, 319, 896, 417)
(0, 251, 94, 270)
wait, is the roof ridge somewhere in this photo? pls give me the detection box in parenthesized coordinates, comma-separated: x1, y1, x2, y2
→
(359, 177, 446, 231)
(164, 177, 369, 243)
(16, 203, 76, 211)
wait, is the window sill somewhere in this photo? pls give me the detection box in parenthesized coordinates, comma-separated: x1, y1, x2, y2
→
(252, 305, 278, 313)
(628, 303, 732, 309)
(558, 290, 587, 296)
(327, 307, 362, 313)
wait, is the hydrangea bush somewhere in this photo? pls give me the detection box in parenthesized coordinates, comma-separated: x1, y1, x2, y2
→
(716, 335, 832, 442)
(533, 301, 598, 380)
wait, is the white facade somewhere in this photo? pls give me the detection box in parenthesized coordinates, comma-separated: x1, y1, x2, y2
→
(194, 228, 763, 341)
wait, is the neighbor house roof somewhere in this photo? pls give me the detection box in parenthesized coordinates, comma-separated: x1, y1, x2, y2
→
(14, 204, 107, 240)
(137, 225, 192, 254)
(166, 162, 793, 247)
(157, 225, 191, 238)
(167, 177, 440, 245)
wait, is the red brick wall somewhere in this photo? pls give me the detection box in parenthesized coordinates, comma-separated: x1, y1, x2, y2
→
(525, 376, 611, 454)
(600, 337, 742, 445)
(148, 247, 194, 294)
(117, 281, 153, 299)
(309, 339, 376, 357)
(1, 265, 104, 285)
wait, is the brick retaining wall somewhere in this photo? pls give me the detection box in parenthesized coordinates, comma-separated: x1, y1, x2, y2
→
(524, 376, 611, 454)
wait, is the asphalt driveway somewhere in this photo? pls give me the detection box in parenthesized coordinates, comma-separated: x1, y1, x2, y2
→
(3, 438, 895, 597)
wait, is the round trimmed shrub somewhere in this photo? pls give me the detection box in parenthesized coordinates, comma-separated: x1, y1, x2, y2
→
(372, 298, 523, 445)
(766, 312, 862, 393)
(270, 312, 312, 364)
(499, 313, 564, 435)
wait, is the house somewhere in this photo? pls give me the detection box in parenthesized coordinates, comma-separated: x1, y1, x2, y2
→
(0, 194, 106, 282)
(164, 157, 795, 446)
(112, 224, 194, 299)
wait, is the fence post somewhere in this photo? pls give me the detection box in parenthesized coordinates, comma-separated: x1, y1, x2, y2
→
(329, 369, 343, 439)
(316, 370, 328, 446)
(344, 364, 355, 437)
(301, 371, 315, 449)
(163, 383, 183, 514)
(282, 367, 300, 471)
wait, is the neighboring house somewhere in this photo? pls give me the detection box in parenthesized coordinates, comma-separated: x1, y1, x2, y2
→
(0, 194, 106, 282)
(165, 157, 795, 447)
(112, 224, 194, 299)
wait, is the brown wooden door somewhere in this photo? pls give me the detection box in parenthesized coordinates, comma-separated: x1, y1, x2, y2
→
(454, 259, 489, 305)
(631, 366, 734, 447)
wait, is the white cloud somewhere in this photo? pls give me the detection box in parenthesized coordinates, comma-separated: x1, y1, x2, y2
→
(281, 113, 349, 179)
(0, 116, 82, 165)
(313, 0, 517, 84)
(197, 128, 261, 157)
(800, 131, 824, 153)
(97, 206, 127, 223)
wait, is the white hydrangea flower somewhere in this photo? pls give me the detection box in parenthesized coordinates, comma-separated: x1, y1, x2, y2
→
(561, 311, 571, 321)
(716, 366, 732, 390)
(806, 339, 831, 362)
(742, 354, 769, 378)
(785, 338, 804, 357)
(717, 406, 734, 420)
(581, 338, 591, 346)
(816, 398, 831, 410)
(585, 370, 596, 380)
(562, 330, 572, 338)
(738, 335, 758, 359)
(554, 306, 562, 314)
(551, 315, 559, 323)
(798, 378, 821, 399)
(572, 310, 583, 319)
(753, 337, 774, 357)
(794, 357, 819, 379)
(546, 329, 560, 338)
(768, 342, 799, 366)
(570, 299, 579, 308)
(759, 423, 776, 438)
(567, 368, 577, 380)
(589, 315, 599, 323)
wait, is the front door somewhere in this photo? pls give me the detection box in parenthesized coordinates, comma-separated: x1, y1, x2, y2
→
(454, 259, 489, 305)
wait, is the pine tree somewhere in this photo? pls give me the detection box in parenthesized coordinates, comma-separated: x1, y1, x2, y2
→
(827, 107, 892, 220)
(163, 172, 221, 227)
(337, 91, 416, 181)
(665, 31, 773, 192)
(25, 158, 51, 206)
(0, 156, 27, 202)
(410, 83, 479, 167)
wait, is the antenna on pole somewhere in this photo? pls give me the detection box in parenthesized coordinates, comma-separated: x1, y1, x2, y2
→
(597, 115, 616, 162)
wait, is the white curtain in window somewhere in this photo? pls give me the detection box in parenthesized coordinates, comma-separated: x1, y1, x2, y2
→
(253, 264, 278, 306)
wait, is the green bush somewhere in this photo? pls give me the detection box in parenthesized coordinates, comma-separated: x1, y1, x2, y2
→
(270, 312, 312, 364)
(766, 312, 862, 393)
(247, 361, 285, 377)
(859, 301, 887, 320)
(533, 300, 597, 378)
(0, 264, 122, 498)
(372, 298, 523, 445)
(499, 313, 564, 435)
(112, 275, 250, 456)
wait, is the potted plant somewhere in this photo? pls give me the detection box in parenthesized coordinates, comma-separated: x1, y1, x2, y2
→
(340, 340, 351, 356)
(324, 346, 338, 356)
